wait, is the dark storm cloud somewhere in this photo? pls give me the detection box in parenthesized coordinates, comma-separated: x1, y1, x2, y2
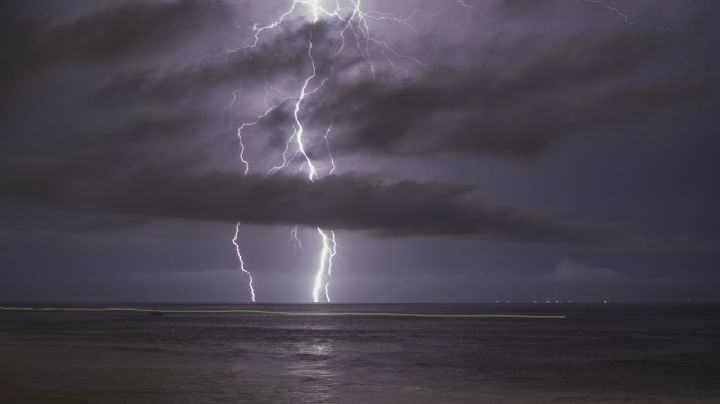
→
(0, 0, 233, 84)
(93, 20, 354, 105)
(0, 107, 218, 175)
(73, 4, 719, 160)
(2, 0, 719, 302)
(307, 31, 719, 158)
(0, 155, 613, 242)
(0, 0, 700, 243)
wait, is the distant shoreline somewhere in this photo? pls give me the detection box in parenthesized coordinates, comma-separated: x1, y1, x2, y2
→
(0, 306, 565, 319)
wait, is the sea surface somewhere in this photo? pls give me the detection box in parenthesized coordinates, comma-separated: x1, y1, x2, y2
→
(1, 303, 719, 403)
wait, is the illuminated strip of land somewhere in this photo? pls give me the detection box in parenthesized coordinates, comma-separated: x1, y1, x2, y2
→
(0, 306, 565, 319)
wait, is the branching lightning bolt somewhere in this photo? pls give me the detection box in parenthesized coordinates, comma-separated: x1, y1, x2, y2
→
(222, 81, 258, 303)
(223, 0, 694, 303)
(231, 0, 422, 303)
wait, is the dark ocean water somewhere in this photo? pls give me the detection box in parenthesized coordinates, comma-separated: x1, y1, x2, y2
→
(1, 304, 719, 403)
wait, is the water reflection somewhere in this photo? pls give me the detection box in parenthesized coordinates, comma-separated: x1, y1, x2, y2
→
(287, 339, 339, 403)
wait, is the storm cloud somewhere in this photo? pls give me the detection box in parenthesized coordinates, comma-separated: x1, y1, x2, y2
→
(2, 0, 719, 302)
(0, 153, 614, 241)
(1, 0, 233, 87)
(52, 0, 719, 161)
(0, 0, 633, 242)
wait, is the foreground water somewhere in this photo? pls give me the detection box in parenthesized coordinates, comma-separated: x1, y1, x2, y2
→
(1, 304, 719, 403)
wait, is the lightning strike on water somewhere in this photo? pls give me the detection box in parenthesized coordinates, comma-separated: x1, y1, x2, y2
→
(231, 0, 423, 302)
(222, 80, 258, 302)
(232, 223, 256, 302)
(312, 237, 336, 301)
(322, 229, 337, 302)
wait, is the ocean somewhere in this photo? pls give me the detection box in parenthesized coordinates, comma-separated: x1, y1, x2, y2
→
(1, 304, 719, 403)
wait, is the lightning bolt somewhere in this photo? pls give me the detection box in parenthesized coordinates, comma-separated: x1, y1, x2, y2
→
(230, 0, 422, 303)
(583, 0, 700, 70)
(583, 0, 672, 31)
(290, 225, 303, 250)
(321, 228, 337, 302)
(312, 228, 337, 302)
(221, 81, 257, 302)
(232, 223, 256, 302)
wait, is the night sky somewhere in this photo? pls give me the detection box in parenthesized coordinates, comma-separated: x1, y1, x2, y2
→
(1, 0, 719, 303)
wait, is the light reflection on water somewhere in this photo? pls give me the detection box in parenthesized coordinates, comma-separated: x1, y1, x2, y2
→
(1, 304, 719, 403)
(286, 340, 338, 403)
